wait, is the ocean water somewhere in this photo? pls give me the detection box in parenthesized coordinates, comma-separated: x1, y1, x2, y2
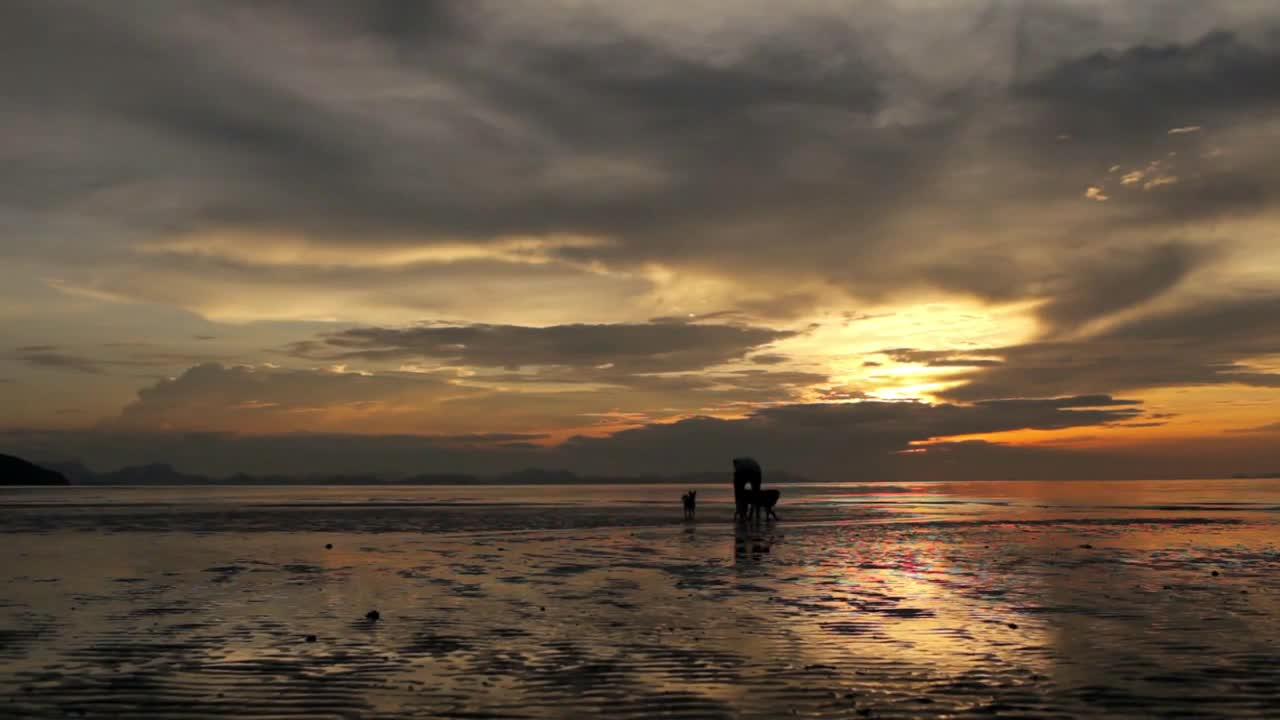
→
(5, 478, 1279, 532)
(2, 479, 1278, 718)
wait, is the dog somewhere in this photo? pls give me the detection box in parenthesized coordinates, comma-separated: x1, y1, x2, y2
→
(681, 490, 697, 520)
(749, 488, 781, 521)
(733, 488, 781, 521)
(731, 457, 780, 521)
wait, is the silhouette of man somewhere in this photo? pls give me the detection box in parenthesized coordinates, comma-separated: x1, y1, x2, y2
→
(732, 457, 762, 520)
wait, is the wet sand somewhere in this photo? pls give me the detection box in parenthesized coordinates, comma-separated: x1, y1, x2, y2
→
(2, 483, 1279, 718)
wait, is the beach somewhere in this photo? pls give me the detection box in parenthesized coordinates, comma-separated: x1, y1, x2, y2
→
(2, 480, 1278, 718)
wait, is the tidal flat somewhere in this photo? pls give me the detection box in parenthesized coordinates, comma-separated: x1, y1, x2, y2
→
(2, 480, 1278, 718)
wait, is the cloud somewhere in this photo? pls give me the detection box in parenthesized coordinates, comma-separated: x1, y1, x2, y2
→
(1034, 242, 1205, 332)
(7, 390, 1145, 478)
(426, 432, 551, 448)
(5, 3, 1277, 328)
(290, 320, 795, 373)
(1143, 175, 1179, 190)
(111, 363, 477, 433)
(107, 361, 827, 437)
(87, 358, 1144, 478)
(12, 344, 227, 376)
(1225, 421, 1280, 434)
(15, 349, 105, 374)
(4, 1, 1280, 464)
(495, 395, 1146, 477)
(1019, 31, 1280, 136)
(137, 232, 614, 270)
(933, 295, 1280, 400)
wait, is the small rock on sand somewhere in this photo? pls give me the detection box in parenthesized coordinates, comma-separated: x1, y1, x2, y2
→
(1007, 622, 1019, 629)
(1211, 570, 1219, 576)
(1079, 544, 1094, 549)
(325, 543, 333, 550)
(305, 634, 317, 643)
(366, 610, 381, 621)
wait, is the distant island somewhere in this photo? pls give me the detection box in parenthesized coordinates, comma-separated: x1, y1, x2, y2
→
(28, 458, 812, 486)
(0, 454, 70, 485)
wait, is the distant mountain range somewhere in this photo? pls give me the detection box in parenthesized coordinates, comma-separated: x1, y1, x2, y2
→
(1, 454, 70, 485)
(32, 458, 811, 486)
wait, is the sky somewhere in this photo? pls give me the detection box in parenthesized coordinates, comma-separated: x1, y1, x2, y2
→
(2, 0, 1280, 479)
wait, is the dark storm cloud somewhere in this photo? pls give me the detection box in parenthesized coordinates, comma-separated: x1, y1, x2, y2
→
(4, 2, 1274, 285)
(1012, 29, 1280, 231)
(0, 1, 1164, 291)
(291, 321, 795, 373)
(0, 2, 363, 218)
(1019, 30, 1280, 136)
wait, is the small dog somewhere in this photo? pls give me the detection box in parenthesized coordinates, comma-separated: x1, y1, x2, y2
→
(681, 490, 697, 520)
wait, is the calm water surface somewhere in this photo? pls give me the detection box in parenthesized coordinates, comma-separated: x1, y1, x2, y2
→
(5, 478, 1279, 525)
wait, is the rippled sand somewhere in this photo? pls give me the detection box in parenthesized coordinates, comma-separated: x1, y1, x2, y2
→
(2, 488, 1279, 718)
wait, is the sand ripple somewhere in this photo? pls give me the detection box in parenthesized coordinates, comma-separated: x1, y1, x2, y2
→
(2, 504, 1279, 718)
